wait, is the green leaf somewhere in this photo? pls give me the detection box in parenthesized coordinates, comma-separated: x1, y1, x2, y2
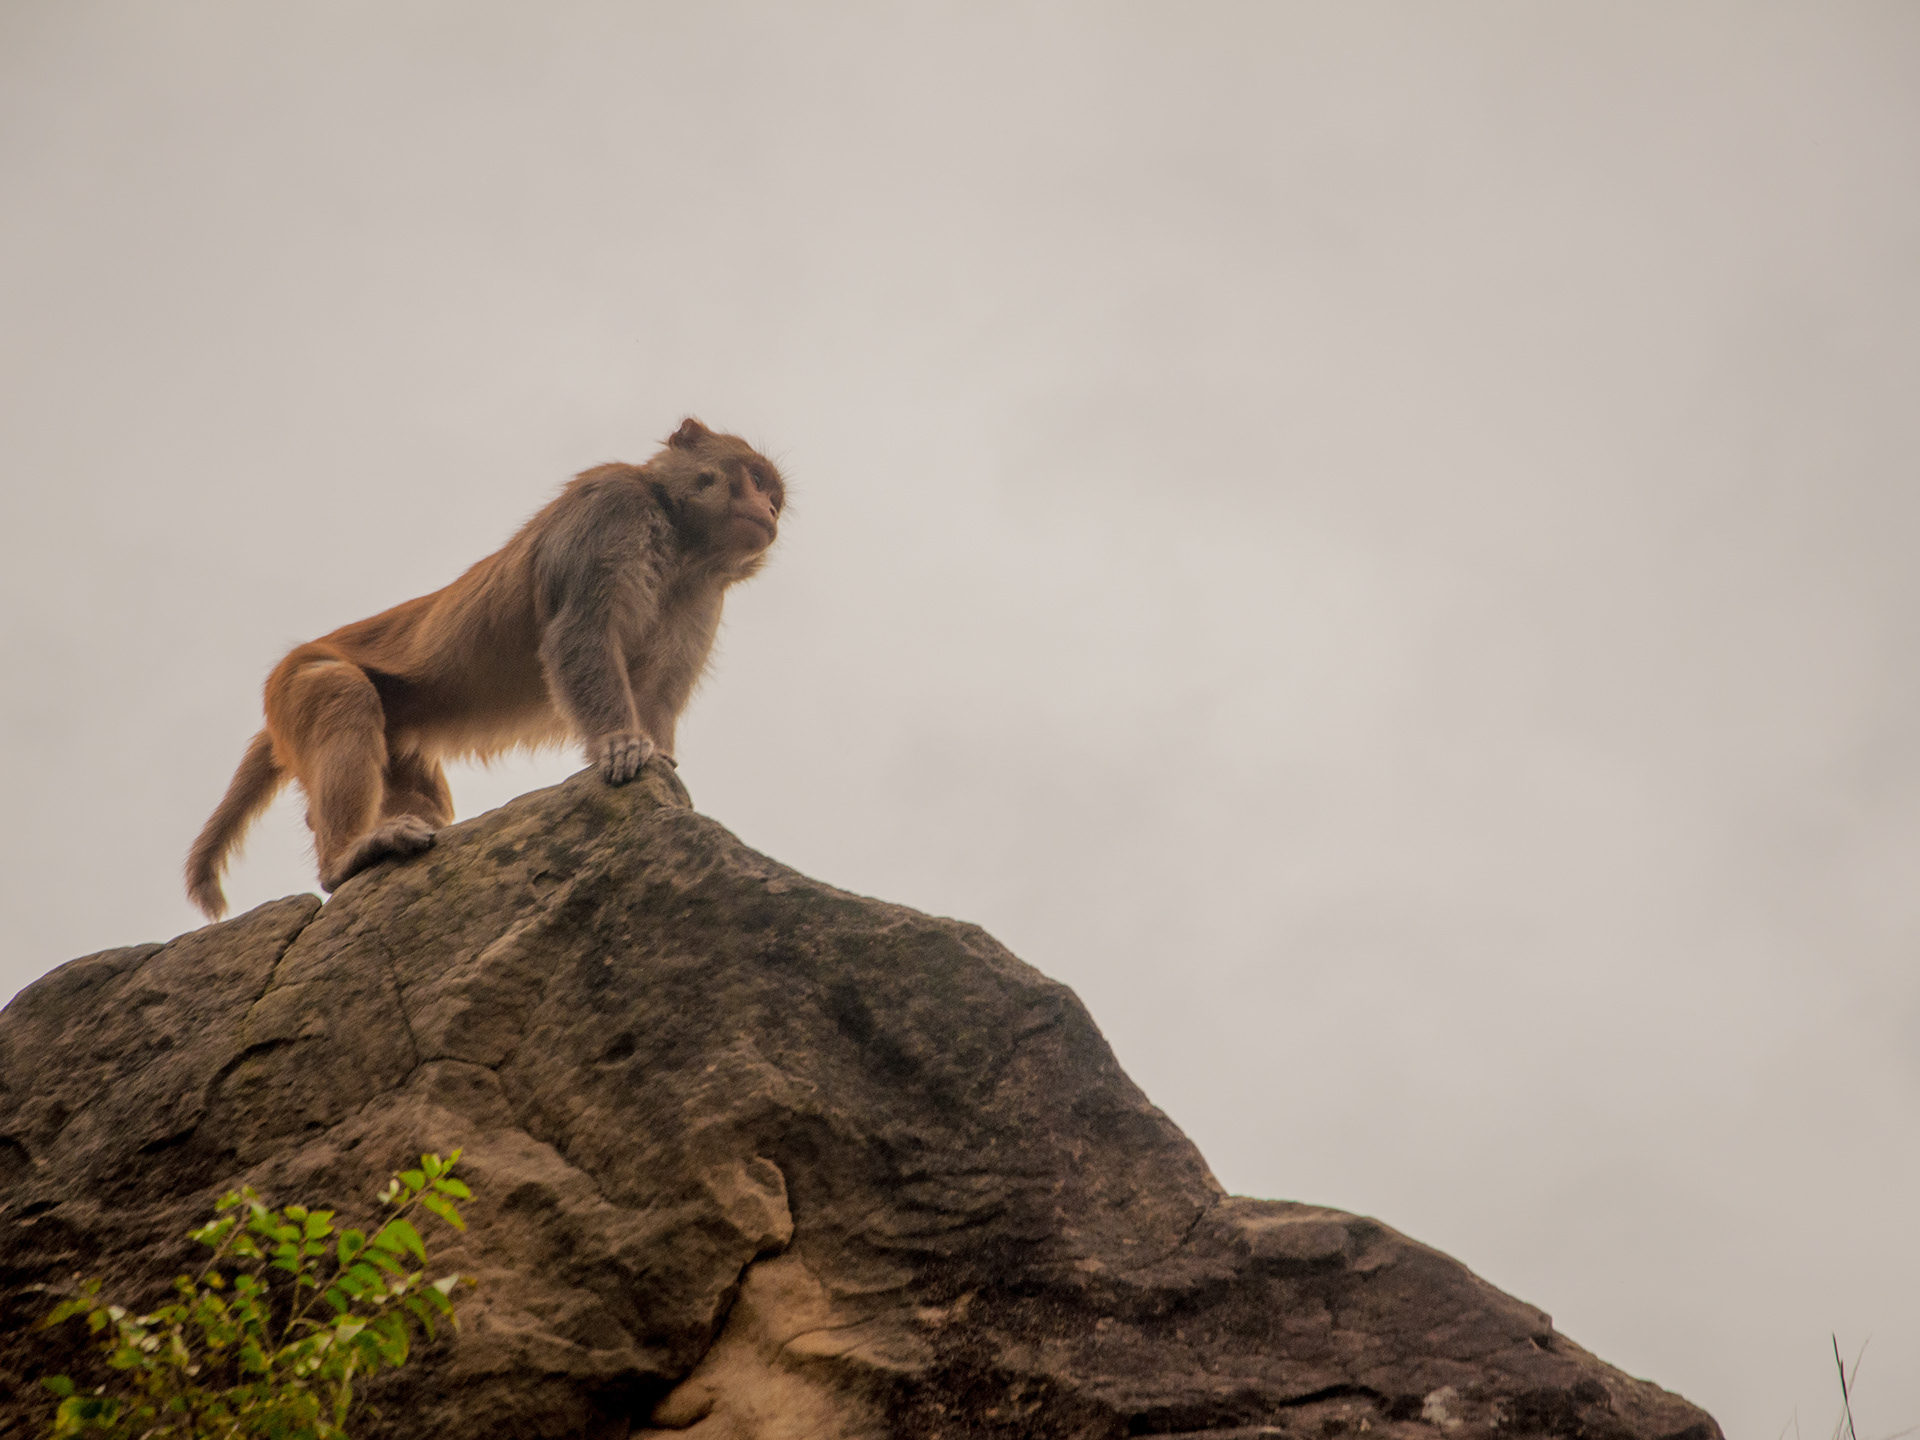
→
(337, 1228, 366, 1264)
(58, 1393, 120, 1431)
(403, 1295, 437, 1340)
(40, 1375, 75, 1397)
(373, 1313, 408, 1365)
(373, 1218, 427, 1263)
(421, 1153, 444, 1179)
(347, 1261, 393, 1298)
(363, 1248, 405, 1275)
(430, 1176, 472, 1200)
(399, 1168, 427, 1194)
(420, 1193, 466, 1231)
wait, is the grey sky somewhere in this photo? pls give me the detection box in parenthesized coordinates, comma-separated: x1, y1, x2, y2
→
(4, 5, 1918, 1433)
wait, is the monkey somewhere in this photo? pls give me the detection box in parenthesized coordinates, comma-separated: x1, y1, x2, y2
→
(185, 417, 784, 920)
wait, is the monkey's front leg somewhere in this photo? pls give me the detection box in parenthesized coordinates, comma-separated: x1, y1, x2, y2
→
(540, 608, 656, 786)
(592, 730, 653, 784)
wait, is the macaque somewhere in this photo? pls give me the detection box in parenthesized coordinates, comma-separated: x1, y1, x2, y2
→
(186, 418, 784, 919)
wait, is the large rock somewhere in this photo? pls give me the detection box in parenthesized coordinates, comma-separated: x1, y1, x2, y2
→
(0, 764, 1718, 1439)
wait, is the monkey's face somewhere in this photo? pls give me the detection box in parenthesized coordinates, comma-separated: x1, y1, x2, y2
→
(656, 422, 785, 560)
(705, 464, 781, 555)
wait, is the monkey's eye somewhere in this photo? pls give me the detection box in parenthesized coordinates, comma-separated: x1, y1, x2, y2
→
(696, 472, 718, 490)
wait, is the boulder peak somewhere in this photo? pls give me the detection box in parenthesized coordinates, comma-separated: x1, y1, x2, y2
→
(0, 763, 1719, 1439)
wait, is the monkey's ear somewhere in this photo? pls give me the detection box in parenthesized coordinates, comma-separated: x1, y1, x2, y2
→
(668, 417, 712, 450)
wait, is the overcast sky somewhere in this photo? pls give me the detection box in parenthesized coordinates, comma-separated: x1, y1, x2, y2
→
(4, 5, 1918, 1433)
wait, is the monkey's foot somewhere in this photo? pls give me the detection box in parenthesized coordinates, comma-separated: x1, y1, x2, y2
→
(594, 731, 654, 785)
(320, 816, 436, 892)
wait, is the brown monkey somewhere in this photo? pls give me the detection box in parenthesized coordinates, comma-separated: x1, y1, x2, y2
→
(186, 417, 784, 919)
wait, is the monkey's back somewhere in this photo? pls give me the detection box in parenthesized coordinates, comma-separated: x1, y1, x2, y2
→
(296, 537, 565, 764)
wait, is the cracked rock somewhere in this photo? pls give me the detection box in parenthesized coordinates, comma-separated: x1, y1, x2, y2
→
(0, 761, 1720, 1439)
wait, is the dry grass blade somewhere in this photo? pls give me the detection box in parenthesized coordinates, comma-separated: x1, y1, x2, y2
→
(1826, 1336, 1919, 1440)
(1833, 1335, 1860, 1440)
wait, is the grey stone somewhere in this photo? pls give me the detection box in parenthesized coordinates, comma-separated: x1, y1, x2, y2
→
(0, 762, 1720, 1439)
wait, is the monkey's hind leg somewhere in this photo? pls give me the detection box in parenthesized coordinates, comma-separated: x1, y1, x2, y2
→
(324, 747, 451, 889)
(323, 769, 446, 896)
(323, 814, 436, 892)
(275, 659, 433, 893)
(382, 749, 453, 827)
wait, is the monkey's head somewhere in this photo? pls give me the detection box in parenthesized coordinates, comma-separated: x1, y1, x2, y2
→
(652, 417, 785, 569)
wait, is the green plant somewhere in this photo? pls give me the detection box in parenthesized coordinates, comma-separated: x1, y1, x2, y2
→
(39, 1151, 474, 1440)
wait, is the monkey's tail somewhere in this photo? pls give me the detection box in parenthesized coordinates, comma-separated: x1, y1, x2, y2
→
(186, 730, 287, 921)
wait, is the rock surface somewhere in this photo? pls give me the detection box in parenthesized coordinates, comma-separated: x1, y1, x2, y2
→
(0, 764, 1719, 1439)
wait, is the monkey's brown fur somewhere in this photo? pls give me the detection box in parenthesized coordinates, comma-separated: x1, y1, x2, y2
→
(187, 417, 784, 919)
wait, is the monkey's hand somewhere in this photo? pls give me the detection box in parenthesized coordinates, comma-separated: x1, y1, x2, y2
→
(593, 730, 654, 785)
